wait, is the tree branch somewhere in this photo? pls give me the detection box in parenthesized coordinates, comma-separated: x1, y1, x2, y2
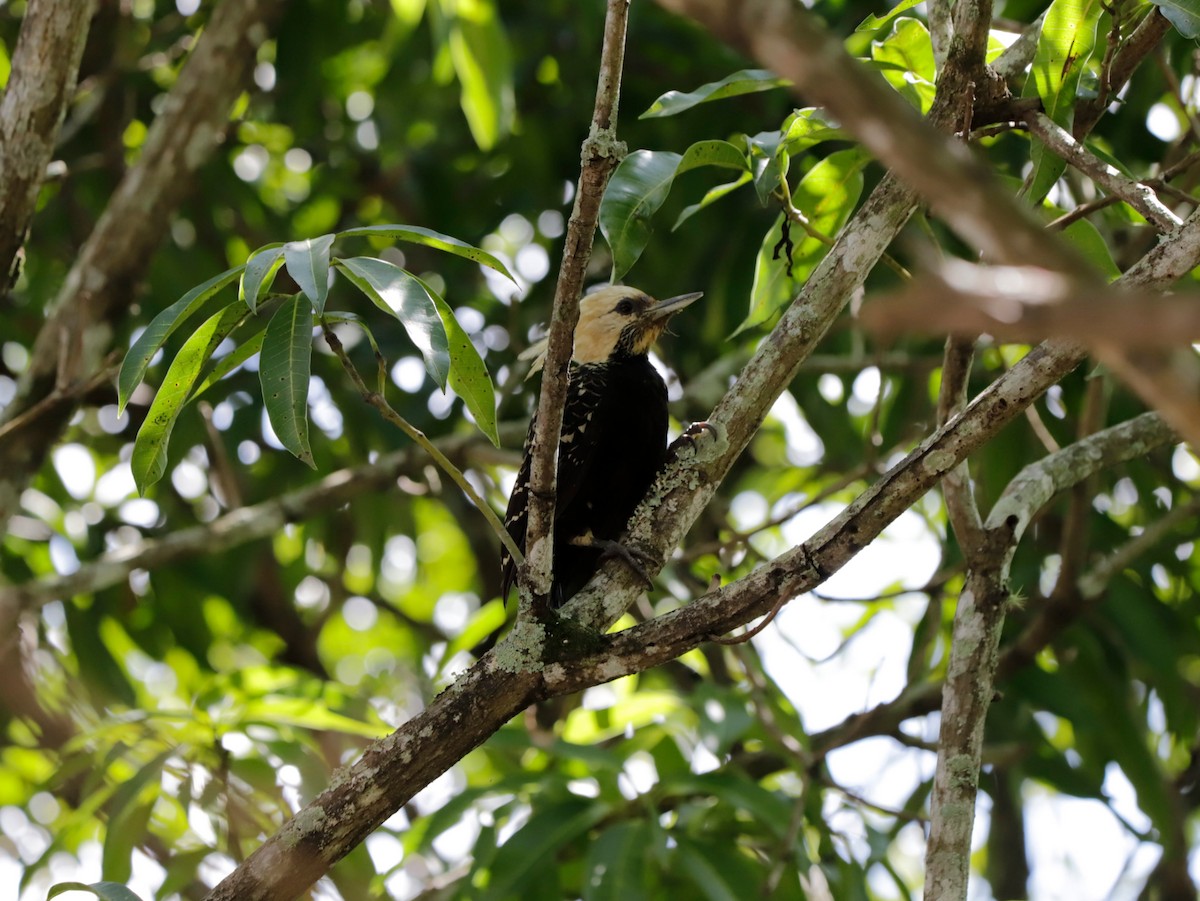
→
(0, 0, 96, 287)
(1023, 111, 1182, 231)
(521, 0, 631, 619)
(0, 424, 521, 616)
(0, 0, 285, 532)
(924, 412, 1176, 901)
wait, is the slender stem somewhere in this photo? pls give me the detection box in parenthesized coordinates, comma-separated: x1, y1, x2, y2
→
(321, 323, 525, 567)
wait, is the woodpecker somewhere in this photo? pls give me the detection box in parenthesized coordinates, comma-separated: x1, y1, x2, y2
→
(501, 286, 702, 606)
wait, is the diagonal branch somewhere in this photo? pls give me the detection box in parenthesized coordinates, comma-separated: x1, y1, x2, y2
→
(0, 0, 286, 533)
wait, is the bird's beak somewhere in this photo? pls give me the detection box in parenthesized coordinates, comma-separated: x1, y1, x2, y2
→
(644, 291, 703, 321)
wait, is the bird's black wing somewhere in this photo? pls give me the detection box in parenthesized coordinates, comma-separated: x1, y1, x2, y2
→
(499, 367, 608, 600)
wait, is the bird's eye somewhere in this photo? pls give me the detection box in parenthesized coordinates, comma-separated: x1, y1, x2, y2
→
(615, 298, 635, 315)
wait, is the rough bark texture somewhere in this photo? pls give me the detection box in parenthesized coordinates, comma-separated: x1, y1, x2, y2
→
(0, 0, 96, 287)
(521, 0, 630, 617)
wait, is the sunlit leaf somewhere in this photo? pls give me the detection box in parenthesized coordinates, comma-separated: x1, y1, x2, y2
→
(1024, 0, 1104, 203)
(855, 0, 925, 32)
(239, 697, 387, 739)
(334, 256, 450, 389)
(640, 69, 790, 118)
(737, 148, 866, 334)
(117, 264, 245, 414)
(871, 18, 936, 112)
(447, 1, 514, 150)
(337, 223, 516, 281)
(283, 234, 335, 313)
(259, 294, 316, 467)
(131, 301, 249, 493)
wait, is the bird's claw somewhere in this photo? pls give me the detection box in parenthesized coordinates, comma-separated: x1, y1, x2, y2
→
(571, 535, 657, 587)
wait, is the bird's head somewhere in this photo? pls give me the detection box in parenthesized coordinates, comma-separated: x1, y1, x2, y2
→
(522, 286, 702, 375)
(571, 286, 702, 363)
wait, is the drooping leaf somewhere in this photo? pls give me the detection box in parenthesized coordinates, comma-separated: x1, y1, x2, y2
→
(582, 821, 653, 901)
(334, 256, 451, 389)
(131, 301, 250, 493)
(600, 142, 748, 279)
(48, 882, 146, 901)
(480, 799, 608, 901)
(239, 244, 286, 314)
(640, 69, 790, 119)
(259, 294, 316, 468)
(1151, 0, 1200, 39)
(337, 223, 516, 281)
(117, 264, 245, 414)
(737, 148, 866, 334)
(283, 234, 335, 313)
(747, 130, 788, 205)
(421, 276, 499, 446)
(446, 0, 514, 150)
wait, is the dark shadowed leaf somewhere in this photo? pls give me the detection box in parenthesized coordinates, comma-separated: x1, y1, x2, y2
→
(640, 69, 790, 118)
(259, 294, 316, 467)
(1152, 0, 1200, 38)
(582, 821, 653, 901)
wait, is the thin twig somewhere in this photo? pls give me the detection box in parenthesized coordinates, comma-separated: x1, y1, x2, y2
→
(321, 323, 525, 566)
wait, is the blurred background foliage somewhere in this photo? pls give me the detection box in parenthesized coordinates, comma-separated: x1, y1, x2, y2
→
(2, 0, 1200, 899)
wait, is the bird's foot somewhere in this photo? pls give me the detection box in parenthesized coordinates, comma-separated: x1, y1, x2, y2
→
(569, 534, 657, 588)
(670, 420, 727, 464)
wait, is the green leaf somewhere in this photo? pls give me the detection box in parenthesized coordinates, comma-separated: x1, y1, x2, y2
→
(747, 130, 788, 205)
(239, 697, 387, 739)
(446, 0, 514, 150)
(480, 799, 608, 901)
(334, 256, 451, 389)
(259, 294, 316, 467)
(423, 277, 500, 446)
(871, 18, 936, 112)
(855, 0, 925, 33)
(1024, 0, 1104, 203)
(600, 142, 748, 280)
(673, 172, 752, 231)
(583, 821, 653, 901)
(131, 301, 250, 493)
(48, 883, 146, 901)
(101, 748, 173, 883)
(117, 264, 245, 414)
(1151, 0, 1200, 39)
(640, 69, 790, 119)
(240, 244, 286, 314)
(191, 330, 267, 400)
(781, 107, 850, 155)
(737, 148, 866, 334)
(673, 838, 761, 901)
(337, 223, 516, 281)
(283, 234, 335, 313)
